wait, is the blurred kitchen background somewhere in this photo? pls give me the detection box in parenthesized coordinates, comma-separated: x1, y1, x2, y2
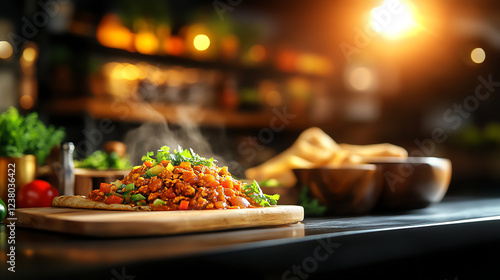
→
(1, 0, 500, 195)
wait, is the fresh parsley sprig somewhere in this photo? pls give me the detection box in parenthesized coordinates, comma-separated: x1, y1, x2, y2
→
(141, 145, 216, 167)
(242, 180, 280, 207)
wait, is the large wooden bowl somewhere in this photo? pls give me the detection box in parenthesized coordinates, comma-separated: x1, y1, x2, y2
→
(365, 157, 452, 210)
(293, 164, 382, 215)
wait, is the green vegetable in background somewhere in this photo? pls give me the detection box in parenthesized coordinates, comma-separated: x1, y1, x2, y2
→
(74, 150, 132, 170)
(0, 198, 6, 221)
(298, 186, 327, 217)
(259, 178, 281, 187)
(0, 107, 65, 165)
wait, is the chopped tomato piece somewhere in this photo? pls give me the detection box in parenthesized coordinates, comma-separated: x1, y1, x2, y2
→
(179, 162, 191, 169)
(233, 181, 241, 191)
(144, 161, 153, 168)
(99, 183, 112, 193)
(107, 195, 124, 204)
(160, 160, 170, 166)
(179, 200, 189, 210)
(221, 179, 233, 189)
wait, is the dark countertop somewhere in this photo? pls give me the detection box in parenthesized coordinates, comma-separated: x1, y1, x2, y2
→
(3, 195, 500, 280)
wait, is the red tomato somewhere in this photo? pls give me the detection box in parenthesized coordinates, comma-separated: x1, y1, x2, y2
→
(17, 180, 59, 208)
(99, 183, 112, 193)
(107, 195, 124, 204)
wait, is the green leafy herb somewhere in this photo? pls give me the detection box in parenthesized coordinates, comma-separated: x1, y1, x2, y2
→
(74, 150, 132, 170)
(298, 186, 327, 217)
(0, 107, 65, 165)
(141, 145, 216, 167)
(241, 180, 280, 207)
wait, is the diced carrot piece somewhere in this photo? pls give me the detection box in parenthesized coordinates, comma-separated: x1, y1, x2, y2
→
(179, 200, 189, 210)
(144, 161, 153, 167)
(221, 179, 233, 189)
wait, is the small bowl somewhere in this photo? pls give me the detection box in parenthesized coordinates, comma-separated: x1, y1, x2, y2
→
(365, 157, 452, 210)
(293, 164, 382, 215)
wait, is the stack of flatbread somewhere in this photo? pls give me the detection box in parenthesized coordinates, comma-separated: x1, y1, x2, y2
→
(245, 127, 408, 187)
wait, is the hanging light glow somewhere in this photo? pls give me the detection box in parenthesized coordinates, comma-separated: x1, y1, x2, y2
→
(370, 0, 418, 39)
(193, 34, 210, 51)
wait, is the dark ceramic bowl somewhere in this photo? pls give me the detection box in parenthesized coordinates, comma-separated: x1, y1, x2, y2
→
(364, 157, 452, 210)
(293, 164, 382, 215)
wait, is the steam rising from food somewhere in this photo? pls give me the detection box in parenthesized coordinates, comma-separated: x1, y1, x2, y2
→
(123, 106, 241, 175)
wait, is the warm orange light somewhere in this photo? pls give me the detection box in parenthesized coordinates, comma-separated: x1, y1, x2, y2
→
(122, 64, 140, 81)
(248, 45, 266, 62)
(165, 36, 184, 56)
(135, 31, 159, 55)
(0, 41, 13, 59)
(370, 0, 418, 39)
(471, 48, 485, 64)
(265, 90, 282, 107)
(193, 34, 210, 51)
(22, 47, 37, 62)
(20, 95, 34, 110)
(96, 14, 134, 51)
(221, 35, 239, 59)
(276, 50, 298, 72)
(296, 54, 332, 76)
(349, 67, 374, 91)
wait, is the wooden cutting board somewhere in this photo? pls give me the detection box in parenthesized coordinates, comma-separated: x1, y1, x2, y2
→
(16, 206, 304, 237)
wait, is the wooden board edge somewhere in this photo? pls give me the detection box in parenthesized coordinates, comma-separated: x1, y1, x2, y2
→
(16, 205, 304, 237)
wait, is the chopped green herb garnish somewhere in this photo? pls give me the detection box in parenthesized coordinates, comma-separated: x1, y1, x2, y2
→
(241, 180, 280, 207)
(141, 145, 216, 167)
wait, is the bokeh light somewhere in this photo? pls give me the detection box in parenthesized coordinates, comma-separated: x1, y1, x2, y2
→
(370, 0, 418, 39)
(135, 31, 159, 55)
(470, 47, 486, 64)
(0, 41, 13, 59)
(248, 45, 266, 62)
(22, 47, 37, 62)
(349, 67, 374, 91)
(20, 95, 34, 110)
(193, 34, 210, 51)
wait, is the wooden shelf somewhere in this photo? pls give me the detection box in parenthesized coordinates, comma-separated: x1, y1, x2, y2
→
(47, 97, 313, 130)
